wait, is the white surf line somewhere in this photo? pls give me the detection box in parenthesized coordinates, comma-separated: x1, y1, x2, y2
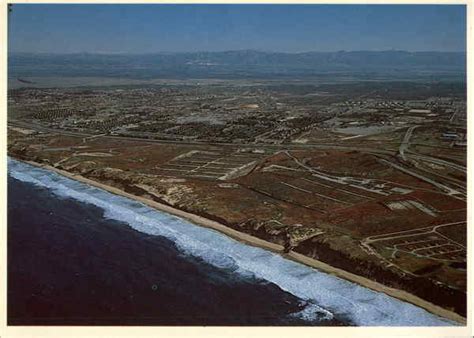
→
(7, 158, 462, 327)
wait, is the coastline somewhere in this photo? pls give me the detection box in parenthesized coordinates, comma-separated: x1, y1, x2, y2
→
(17, 158, 466, 325)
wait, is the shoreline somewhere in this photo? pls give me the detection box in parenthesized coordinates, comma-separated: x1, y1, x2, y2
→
(17, 158, 466, 325)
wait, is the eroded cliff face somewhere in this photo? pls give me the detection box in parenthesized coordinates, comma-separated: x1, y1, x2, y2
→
(294, 236, 466, 316)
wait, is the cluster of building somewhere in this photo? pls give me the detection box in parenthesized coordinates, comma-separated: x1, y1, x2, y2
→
(8, 87, 467, 145)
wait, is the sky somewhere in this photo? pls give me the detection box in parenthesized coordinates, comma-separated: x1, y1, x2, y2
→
(8, 4, 466, 54)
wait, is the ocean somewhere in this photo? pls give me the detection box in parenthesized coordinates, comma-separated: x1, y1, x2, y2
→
(7, 158, 457, 326)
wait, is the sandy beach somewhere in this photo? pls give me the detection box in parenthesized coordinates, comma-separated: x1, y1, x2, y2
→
(21, 159, 466, 325)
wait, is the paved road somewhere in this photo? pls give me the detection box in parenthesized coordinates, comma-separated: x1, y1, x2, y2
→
(407, 153, 466, 172)
(378, 159, 465, 199)
(8, 120, 398, 155)
(399, 125, 418, 161)
(9, 120, 466, 198)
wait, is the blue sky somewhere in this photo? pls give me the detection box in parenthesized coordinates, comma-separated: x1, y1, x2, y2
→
(8, 4, 466, 53)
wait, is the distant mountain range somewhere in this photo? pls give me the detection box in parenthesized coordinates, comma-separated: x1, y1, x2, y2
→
(8, 50, 466, 81)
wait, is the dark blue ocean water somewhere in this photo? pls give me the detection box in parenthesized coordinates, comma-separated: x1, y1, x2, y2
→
(7, 176, 339, 326)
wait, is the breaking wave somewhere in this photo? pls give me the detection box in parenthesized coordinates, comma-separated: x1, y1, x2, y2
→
(8, 158, 458, 326)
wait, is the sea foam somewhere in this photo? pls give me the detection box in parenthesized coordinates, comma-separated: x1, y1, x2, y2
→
(8, 158, 458, 326)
